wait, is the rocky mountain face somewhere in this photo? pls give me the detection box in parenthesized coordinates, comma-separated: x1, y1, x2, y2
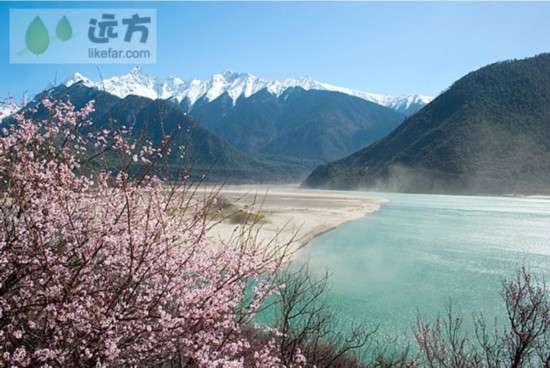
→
(191, 87, 405, 162)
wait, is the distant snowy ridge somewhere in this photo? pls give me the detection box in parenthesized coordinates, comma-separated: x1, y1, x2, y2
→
(64, 67, 433, 112)
(0, 102, 20, 122)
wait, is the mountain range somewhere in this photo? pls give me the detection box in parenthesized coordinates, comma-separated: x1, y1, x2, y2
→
(10, 54, 550, 195)
(190, 87, 405, 161)
(9, 82, 316, 182)
(59, 68, 416, 163)
(304, 53, 550, 195)
(64, 68, 432, 116)
(4, 68, 426, 182)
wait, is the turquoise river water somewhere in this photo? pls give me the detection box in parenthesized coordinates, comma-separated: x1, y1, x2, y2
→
(296, 192, 550, 342)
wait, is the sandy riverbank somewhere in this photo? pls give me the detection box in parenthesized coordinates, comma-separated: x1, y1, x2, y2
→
(200, 186, 386, 258)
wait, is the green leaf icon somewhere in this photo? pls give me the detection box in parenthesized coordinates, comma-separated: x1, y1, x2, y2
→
(25, 16, 49, 55)
(56, 16, 72, 41)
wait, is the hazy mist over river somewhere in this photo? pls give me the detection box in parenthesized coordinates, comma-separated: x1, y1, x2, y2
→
(297, 192, 550, 342)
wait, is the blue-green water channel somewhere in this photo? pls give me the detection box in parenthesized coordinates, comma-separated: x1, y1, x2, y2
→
(296, 192, 550, 341)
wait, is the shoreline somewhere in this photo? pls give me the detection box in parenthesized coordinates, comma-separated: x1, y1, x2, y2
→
(203, 186, 387, 258)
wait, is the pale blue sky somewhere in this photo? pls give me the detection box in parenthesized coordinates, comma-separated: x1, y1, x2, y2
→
(1, 1, 550, 99)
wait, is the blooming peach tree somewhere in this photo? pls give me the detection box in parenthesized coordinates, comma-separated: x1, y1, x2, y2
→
(0, 99, 302, 367)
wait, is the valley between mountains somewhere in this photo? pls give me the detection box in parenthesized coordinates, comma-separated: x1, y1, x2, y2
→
(4, 53, 550, 195)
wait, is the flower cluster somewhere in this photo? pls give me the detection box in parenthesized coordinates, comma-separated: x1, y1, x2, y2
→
(0, 99, 301, 367)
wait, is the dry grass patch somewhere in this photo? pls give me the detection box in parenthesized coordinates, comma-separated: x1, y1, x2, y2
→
(206, 194, 267, 225)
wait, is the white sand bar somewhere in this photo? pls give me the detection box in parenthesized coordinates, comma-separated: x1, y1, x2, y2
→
(201, 186, 387, 257)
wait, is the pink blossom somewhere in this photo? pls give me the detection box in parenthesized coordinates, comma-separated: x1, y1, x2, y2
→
(0, 99, 299, 367)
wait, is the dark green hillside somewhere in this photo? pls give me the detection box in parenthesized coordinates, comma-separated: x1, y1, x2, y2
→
(127, 98, 306, 181)
(304, 53, 550, 194)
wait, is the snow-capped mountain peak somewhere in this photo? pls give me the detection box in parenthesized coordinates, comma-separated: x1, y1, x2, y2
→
(64, 72, 94, 88)
(0, 104, 16, 121)
(64, 69, 433, 113)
